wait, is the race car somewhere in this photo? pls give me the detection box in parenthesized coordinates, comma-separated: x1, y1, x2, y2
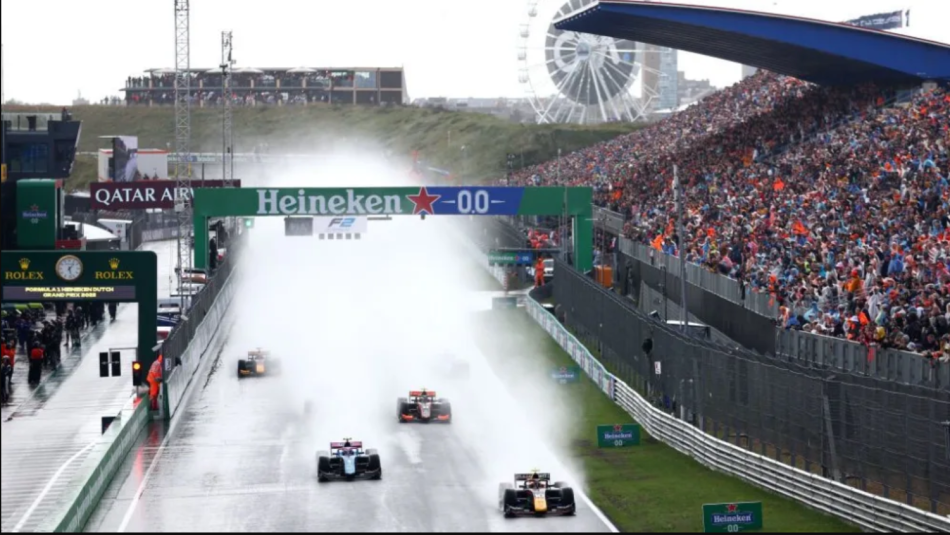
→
(498, 471, 576, 517)
(316, 439, 382, 482)
(237, 348, 280, 378)
(397, 389, 452, 423)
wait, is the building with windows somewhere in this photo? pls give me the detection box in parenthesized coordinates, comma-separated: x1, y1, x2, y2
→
(121, 67, 407, 107)
(655, 47, 679, 111)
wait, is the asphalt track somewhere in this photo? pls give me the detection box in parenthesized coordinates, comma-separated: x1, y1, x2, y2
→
(85, 309, 614, 532)
(84, 218, 615, 533)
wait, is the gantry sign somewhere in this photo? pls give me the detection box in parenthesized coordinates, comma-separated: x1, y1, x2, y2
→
(191, 186, 594, 271)
(1, 251, 159, 371)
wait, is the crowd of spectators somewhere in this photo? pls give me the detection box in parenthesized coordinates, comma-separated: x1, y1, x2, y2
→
(506, 69, 949, 362)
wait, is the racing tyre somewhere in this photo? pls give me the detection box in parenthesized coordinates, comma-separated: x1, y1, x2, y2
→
(553, 480, 568, 489)
(367, 453, 382, 480)
(558, 487, 577, 515)
(317, 455, 331, 482)
(237, 360, 247, 379)
(440, 403, 452, 423)
(502, 488, 520, 518)
(498, 482, 513, 509)
(397, 398, 409, 422)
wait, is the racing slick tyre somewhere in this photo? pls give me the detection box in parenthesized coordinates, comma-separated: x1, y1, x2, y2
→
(367, 453, 382, 480)
(397, 397, 410, 422)
(553, 480, 568, 489)
(502, 488, 520, 518)
(440, 403, 452, 423)
(498, 483, 513, 510)
(316, 454, 332, 483)
(237, 360, 247, 378)
(557, 487, 577, 515)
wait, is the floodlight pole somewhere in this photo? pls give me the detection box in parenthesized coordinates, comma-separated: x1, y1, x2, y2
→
(673, 164, 687, 332)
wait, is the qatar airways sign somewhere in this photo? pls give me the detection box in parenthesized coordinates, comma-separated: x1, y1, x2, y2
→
(90, 180, 241, 210)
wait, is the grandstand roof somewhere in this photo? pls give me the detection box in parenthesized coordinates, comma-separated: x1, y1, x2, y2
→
(141, 67, 403, 74)
(554, 1, 950, 86)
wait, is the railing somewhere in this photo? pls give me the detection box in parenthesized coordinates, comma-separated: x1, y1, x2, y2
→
(525, 297, 950, 532)
(583, 205, 945, 388)
(619, 237, 778, 317)
(462, 231, 950, 529)
(160, 234, 243, 367)
(1, 112, 63, 131)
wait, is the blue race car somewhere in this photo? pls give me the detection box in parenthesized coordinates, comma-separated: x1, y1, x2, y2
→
(316, 439, 382, 482)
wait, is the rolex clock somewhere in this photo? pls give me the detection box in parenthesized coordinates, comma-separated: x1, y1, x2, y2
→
(55, 255, 84, 281)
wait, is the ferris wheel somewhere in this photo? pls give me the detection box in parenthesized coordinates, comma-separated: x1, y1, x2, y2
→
(517, 0, 663, 124)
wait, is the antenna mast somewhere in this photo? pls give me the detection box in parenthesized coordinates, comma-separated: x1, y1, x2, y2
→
(173, 0, 192, 304)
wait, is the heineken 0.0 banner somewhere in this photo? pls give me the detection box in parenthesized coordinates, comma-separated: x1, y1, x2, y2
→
(701, 502, 764, 533)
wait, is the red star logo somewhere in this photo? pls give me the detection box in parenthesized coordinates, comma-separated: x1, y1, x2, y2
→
(560, 367, 567, 373)
(407, 187, 440, 215)
(726, 504, 738, 513)
(613, 424, 623, 432)
(30, 205, 39, 211)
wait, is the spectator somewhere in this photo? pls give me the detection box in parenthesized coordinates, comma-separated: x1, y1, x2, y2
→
(506, 70, 948, 355)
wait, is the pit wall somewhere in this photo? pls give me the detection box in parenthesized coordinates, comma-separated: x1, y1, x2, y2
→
(40, 257, 242, 532)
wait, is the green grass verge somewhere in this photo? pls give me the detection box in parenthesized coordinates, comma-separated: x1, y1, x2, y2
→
(472, 308, 858, 533)
(7, 104, 644, 191)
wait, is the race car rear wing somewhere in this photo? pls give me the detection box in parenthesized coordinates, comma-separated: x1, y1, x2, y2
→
(330, 441, 363, 449)
(409, 390, 436, 397)
(515, 472, 551, 481)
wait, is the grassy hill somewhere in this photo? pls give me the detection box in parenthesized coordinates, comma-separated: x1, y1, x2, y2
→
(5, 104, 644, 192)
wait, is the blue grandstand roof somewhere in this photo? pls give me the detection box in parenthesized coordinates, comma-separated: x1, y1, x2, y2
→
(554, 1, 950, 86)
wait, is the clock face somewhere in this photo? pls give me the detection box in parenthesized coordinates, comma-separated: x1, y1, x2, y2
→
(56, 255, 84, 281)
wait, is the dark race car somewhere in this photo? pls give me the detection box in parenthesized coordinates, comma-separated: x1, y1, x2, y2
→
(498, 471, 576, 517)
(397, 389, 452, 423)
(316, 439, 382, 482)
(237, 348, 281, 378)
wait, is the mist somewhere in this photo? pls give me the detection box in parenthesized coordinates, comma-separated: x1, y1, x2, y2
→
(224, 148, 588, 509)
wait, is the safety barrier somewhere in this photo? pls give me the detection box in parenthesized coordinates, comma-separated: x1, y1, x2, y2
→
(38, 395, 150, 532)
(164, 267, 239, 418)
(461, 228, 950, 533)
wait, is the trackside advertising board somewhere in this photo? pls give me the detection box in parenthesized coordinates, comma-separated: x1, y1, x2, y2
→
(701, 502, 764, 532)
(596, 424, 640, 448)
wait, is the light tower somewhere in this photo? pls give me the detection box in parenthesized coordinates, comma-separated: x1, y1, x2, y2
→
(173, 0, 192, 303)
(221, 31, 234, 188)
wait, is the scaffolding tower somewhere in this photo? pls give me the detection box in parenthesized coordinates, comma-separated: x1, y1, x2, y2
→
(221, 31, 234, 188)
(173, 0, 192, 303)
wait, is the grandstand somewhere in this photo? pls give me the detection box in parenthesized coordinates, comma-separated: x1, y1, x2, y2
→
(121, 67, 407, 107)
(504, 2, 950, 365)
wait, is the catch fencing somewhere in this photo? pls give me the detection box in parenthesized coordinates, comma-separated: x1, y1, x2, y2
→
(552, 258, 950, 517)
(160, 235, 243, 368)
(509, 207, 945, 390)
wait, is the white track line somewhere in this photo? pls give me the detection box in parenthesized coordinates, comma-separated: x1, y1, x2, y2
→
(115, 408, 177, 533)
(117, 313, 236, 532)
(578, 490, 620, 533)
(11, 440, 98, 532)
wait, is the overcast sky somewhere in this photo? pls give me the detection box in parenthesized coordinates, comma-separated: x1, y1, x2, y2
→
(1, 0, 946, 105)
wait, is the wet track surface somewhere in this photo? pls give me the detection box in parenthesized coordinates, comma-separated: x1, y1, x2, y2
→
(0, 240, 176, 533)
(87, 284, 612, 533)
(85, 219, 615, 533)
(87, 331, 613, 533)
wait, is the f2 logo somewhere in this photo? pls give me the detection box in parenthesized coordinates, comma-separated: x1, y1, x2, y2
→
(329, 217, 355, 229)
